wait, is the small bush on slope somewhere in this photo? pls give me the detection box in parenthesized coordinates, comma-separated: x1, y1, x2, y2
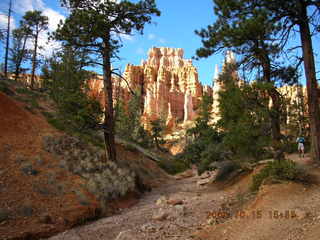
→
(158, 156, 189, 175)
(250, 159, 307, 192)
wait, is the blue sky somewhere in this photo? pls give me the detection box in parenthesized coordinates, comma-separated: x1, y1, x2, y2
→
(0, 0, 224, 86)
(0, 0, 319, 86)
(115, 0, 224, 86)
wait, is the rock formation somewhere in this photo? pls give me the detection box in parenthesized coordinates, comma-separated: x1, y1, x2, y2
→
(89, 47, 209, 128)
(86, 48, 245, 130)
(211, 64, 222, 122)
(183, 90, 196, 123)
(279, 84, 307, 125)
(87, 47, 308, 133)
(136, 47, 205, 127)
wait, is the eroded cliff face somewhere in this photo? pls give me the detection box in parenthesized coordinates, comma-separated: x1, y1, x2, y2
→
(89, 47, 210, 129)
(129, 47, 206, 127)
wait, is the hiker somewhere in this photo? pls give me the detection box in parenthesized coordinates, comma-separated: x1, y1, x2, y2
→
(296, 136, 305, 158)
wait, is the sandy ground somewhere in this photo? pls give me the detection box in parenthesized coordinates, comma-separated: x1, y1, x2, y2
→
(47, 170, 236, 240)
(48, 154, 320, 240)
(195, 154, 320, 240)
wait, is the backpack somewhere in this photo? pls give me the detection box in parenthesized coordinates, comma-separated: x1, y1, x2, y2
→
(298, 137, 305, 143)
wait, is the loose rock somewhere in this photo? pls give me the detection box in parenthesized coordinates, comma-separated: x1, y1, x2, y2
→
(173, 205, 186, 217)
(167, 199, 184, 206)
(152, 209, 169, 221)
(295, 209, 309, 220)
(141, 223, 157, 232)
(156, 196, 168, 205)
(115, 230, 137, 240)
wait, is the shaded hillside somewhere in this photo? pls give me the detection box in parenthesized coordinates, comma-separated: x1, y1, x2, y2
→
(0, 81, 169, 240)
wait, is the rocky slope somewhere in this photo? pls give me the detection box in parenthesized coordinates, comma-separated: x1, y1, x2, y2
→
(0, 80, 169, 240)
(47, 168, 234, 240)
(47, 154, 320, 240)
(46, 155, 320, 240)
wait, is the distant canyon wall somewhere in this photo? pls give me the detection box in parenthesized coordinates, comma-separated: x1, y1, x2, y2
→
(88, 47, 308, 130)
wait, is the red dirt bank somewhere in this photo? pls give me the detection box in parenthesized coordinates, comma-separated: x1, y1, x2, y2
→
(0, 89, 168, 239)
(0, 91, 101, 239)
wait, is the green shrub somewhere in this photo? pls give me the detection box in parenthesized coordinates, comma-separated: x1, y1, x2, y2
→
(0, 81, 8, 91)
(46, 116, 66, 131)
(15, 87, 30, 95)
(42, 112, 60, 129)
(42, 111, 104, 148)
(250, 159, 306, 192)
(198, 143, 231, 175)
(123, 143, 137, 152)
(135, 126, 153, 148)
(214, 160, 241, 182)
(13, 91, 41, 111)
(0, 81, 15, 95)
(31, 97, 40, 108)
(157, 157, 189, 175)
(282, 141, 297, 154)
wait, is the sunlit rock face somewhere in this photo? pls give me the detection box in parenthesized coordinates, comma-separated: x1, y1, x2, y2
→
(137, 47, 204, 127)
(88, 47, 207, 128)
(278, 85, 307, 124)
(87, 75, 105, 104)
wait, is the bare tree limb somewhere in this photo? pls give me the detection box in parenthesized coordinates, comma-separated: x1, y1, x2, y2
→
(111, 70, 136, 96)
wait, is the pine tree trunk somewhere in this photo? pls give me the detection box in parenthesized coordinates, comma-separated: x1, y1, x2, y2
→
(261, 56, 284, 159)
(4, 0, 12, 78)
(102, 37, 117, 162)
(31, 30, 38, 89)
(268, 87, 284, 159)
(14, 35, 28, 82)
(154, 137, 160, 151)
(298, 0, 320, 161)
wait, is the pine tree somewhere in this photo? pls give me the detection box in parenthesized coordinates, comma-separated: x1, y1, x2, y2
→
(217, 64, 271, 160)
(196, 0, 320, 161)
(54, 0, 160, 162)
(44, 46, 103, 132)
(23, 10, 48, 88)
(150, 118, 166, 151)
(115, 88, 143, 141)
(265, 0, 320, 161)
(187, 93, 213, 139)
(196, 0, 303, 159)
(183, 93, 222, 173)
(9, 25, 31, 81)
(4, 0, 12, 78)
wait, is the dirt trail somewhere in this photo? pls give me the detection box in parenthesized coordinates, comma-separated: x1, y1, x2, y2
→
(48, 171, 234, 240)
(47, 154, 320, 240)
(195, 154, 320, 240)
